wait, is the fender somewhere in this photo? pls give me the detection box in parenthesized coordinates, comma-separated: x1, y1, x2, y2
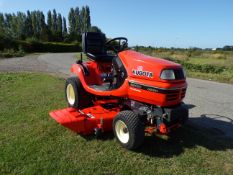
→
(70, 64, 129, 97)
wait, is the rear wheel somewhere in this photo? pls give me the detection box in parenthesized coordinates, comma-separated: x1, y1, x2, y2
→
(113, 110, 144, 150)
(65, 77, 92, 109)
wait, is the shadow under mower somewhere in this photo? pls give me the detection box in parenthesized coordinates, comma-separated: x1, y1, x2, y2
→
(49, 32, 189, 150)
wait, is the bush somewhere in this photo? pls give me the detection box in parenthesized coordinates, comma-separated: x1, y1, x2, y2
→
(0, 37, 19, 51)
(0, 36, 81, 53)
(0, 49, 25, 58)
(18, 40, 81, 53)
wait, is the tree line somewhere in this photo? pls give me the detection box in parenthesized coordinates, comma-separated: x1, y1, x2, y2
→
(0, 6, 103, 42)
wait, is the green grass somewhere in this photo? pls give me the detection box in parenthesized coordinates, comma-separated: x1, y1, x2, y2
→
(187, 70, 233, 84)
(186, 57, 233, 68)
(1, 73, 233, 175)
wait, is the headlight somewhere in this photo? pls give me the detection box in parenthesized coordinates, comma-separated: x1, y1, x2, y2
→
(160, 69, 175, 80)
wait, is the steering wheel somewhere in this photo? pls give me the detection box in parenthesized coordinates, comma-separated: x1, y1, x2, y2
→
(105, 37, 128, 53)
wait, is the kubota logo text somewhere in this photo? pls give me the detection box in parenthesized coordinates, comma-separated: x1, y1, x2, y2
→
(132, 66, 153, 78)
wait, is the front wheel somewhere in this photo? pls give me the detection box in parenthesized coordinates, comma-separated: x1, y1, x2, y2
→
(65, 77, 92, 109)
(113, 110, 144, 150)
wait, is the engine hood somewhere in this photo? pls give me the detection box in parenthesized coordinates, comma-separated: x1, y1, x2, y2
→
(118, 50, 182, 81)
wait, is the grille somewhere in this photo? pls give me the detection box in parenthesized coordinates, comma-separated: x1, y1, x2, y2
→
(166, 88, 186, 101)
(165, 90, 180, 101)
(174, 69, 185, 80)
(181, 88, 186, 99)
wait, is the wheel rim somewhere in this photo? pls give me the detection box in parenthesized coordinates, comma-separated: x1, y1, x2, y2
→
(66, 84, 75, 105)
(115, 120, 129, 144)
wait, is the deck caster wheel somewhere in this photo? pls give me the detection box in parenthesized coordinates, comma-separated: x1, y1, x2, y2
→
(113, 110, 144, 150)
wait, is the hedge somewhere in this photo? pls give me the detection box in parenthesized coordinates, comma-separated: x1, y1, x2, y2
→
(0, 37, 81, 53)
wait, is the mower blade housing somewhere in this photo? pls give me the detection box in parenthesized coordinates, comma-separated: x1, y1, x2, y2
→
(49, 106, 119, 135)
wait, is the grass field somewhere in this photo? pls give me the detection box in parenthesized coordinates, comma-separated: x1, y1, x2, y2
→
(1, 73, 233, 175)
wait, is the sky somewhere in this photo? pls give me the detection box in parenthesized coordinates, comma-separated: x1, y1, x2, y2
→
(0, 0, 233, 48)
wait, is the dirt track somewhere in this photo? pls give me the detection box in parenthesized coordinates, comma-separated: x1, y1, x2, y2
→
(1, 53, 233, 138)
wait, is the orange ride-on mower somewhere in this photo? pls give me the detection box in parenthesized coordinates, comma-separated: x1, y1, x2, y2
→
(49, 32, 189, 150)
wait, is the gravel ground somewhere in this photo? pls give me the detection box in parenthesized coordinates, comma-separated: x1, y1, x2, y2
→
(0, 53, 77, 77)
(0, 54, 48, 72)
(1, 53, 233, 138)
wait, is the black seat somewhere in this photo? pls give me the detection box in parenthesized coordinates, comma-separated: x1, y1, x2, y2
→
(82, 32, 114, 62)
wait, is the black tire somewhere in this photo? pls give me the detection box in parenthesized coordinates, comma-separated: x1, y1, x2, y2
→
(65, 77, 92, 109)
(113, 110, 144, 150)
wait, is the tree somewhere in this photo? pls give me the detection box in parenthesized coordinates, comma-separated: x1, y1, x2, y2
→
(52, 9, 57, 37)
(0, 13, 5, 37)
(47, 10, 52, 40)
(62, 17, 67, 37)
(89, 26, 102, 33)
(79, 6, 91, 34)
(25, 11, 33, 38)
(39, 11, 48, 41)
(31, 11, 39, 39)
(9, 13, 18, 38)
(85, 6, 91, 31)
(68, 8, 75, 38)
(223, 45, 233, 51)
(74, 7, 81, 37)
(4, 13, 16, 38)
(30, 10, 48, 40)
(16, 12, 26, 39)
(89, 26, 106, 39)
(80, 6, 85, 33)
(57, 13, 63, 40)
(47, 10, 52, 31)
(0, 6, 100, 43)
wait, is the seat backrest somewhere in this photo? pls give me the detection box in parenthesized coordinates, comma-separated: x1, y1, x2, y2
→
(82, 32, 106, 55)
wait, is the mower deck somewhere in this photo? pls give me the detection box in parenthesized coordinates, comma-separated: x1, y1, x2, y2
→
(49, 106, 119, 135)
